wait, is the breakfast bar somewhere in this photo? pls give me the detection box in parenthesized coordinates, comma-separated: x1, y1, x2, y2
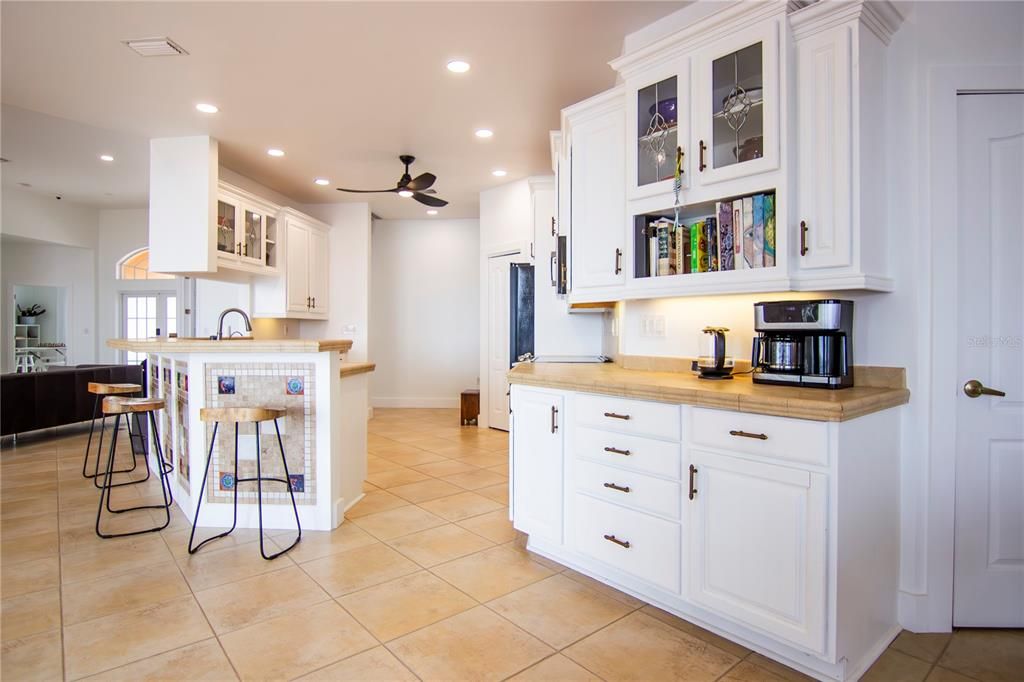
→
(107, 337, 374, 531)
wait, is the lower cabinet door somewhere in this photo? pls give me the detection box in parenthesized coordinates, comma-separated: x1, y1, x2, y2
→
(574, 493, 681, 593)
(511, 387, 564, 544)
(687, 449, 827, 653)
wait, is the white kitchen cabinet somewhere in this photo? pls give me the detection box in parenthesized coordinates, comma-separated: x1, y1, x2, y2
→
(625, 58, 691, 200)
(687, 448, 827, 653)
(566, 87, 627, 297)
(510, 386, 565, 545)
(791, 3, 898, 291)
(215, 183, 280, 273)
(252, 208, 330, 319)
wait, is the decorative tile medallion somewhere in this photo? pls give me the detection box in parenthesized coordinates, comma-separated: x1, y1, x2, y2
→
(219, 472, 236, 491)
(217, 376, 236, 395)
(288, 474, 304, 492)
(285, 377, 304, 396)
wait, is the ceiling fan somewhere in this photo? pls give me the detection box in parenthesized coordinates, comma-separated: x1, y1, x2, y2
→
(336, 155, 447, 207)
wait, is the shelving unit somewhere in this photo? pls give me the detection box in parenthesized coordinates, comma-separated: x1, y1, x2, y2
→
(14, 323, 67, 372)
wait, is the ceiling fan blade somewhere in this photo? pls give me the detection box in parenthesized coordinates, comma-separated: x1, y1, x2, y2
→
(405, 172, 436, 192)
(336, 187, 398, 194)
(412, 192, 448, 207)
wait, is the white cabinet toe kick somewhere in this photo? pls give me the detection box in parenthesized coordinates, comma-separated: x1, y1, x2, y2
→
(509, 385, 901, 682)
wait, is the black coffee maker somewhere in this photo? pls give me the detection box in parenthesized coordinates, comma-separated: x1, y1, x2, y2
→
(751, 300, 854, 389)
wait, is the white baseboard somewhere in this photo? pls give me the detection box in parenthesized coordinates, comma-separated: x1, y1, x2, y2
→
(371, 397, 460, 409)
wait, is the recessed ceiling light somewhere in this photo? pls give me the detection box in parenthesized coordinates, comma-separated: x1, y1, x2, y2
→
(397, 190, 414, 198)
(474, 129, 493, 139)
(267, 148, 285, 157)
(99, 154, 114, 162)
(196, 102, 218, 114)
(446, 60, 470, 73)
(427, 209, 438, 215)
(314, 178, 330, 186)
(492, 169, 507, 177)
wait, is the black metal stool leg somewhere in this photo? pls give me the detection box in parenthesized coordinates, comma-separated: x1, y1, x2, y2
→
(102, 413, 174, 515)
(188, 422, 241, 554)
(82, 393, 101, 478)
(254, 418, 301, 560)
(89, 392, 146, 488)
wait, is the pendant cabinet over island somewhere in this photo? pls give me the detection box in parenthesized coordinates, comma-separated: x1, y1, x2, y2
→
(557, 0, 903, 304)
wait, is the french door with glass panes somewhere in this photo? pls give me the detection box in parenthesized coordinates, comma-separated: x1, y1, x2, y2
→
(121, 293, 177, 365)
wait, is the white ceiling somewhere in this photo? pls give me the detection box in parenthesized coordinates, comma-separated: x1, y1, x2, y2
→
(1, 1, 685, 219)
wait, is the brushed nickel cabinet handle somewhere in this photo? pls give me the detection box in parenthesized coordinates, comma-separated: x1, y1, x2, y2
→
(614, 248, 622, 275)
(551, 406, 559, 434)
(603, 482, 630, 493)
(603, 412, 630, 420)
(688, 464, 698, 501)
(800, 221, 809, 256)
(729, 430, 768, 440)
(603, 446, 631, 456)
(603, 534, 630, 549)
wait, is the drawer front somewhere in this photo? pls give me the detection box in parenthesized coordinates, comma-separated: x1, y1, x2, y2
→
(575, 394, 681, 441)
(574, 459, 681, 520)
(573, 493, 681, 593)
(574, 426, 682, 480)
(689, 408, 830, 467)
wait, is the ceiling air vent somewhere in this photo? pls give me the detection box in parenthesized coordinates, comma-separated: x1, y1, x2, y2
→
(123, 37, 188, 57)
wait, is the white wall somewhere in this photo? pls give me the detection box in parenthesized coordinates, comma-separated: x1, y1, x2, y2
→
(370, 218, 480, 407)
(1, 187, 98, 249)
(298, 202, 373, 362)
(1, 237, 96, 372)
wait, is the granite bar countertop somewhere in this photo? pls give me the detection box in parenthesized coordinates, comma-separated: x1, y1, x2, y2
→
(508, 362, 909, 422)
(107, 338, 353, 354)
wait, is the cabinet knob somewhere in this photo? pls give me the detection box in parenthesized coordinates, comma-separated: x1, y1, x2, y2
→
(603, 534, 631, 549)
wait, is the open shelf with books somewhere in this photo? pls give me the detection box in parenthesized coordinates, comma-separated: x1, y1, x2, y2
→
(627, 188, 789, 298)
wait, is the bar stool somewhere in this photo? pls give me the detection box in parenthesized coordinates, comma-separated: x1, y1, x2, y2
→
(95, 396, 174, 539)
(83, 382, 146, 488)
(189, 407, 301, 560)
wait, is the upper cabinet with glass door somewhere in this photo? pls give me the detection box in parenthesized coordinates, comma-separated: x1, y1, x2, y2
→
(694, 20, 780, 186)
(626, 60, 690, 200)
(215, 182, 280, 274)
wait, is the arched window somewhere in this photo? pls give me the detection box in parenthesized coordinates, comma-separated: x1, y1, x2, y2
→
(117, 248, 174, 280)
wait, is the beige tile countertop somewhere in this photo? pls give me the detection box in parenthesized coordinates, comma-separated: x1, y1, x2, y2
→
(508, 362, 909, 422)
(107, 338, 354, 354)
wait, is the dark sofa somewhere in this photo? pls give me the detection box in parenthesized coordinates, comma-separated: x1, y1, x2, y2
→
(1, 364, 145, 437)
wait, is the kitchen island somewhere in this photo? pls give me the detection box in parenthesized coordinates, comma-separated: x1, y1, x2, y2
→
(108, 337, 373, 531)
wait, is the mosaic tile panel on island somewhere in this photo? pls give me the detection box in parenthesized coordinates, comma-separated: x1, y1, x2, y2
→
(204, 363, 315, 506)
(175, 360, 191, 492)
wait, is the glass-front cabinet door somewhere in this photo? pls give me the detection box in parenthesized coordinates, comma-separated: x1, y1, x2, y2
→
(626, 59, 689, 199)
(242, 209, 264, 264)
(216, 199, 238, 258)
(695, 22, 779, 185)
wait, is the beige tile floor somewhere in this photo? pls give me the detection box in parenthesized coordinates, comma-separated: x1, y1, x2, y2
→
(2, 408, 1022, 681)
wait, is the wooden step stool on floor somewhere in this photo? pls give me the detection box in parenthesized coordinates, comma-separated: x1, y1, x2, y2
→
(460, 389, 480, 426)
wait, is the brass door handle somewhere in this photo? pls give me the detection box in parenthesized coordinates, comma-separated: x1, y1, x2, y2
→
(614, 248, 622, 275)
(688, 464, 698, 501)
(603, 482, 631, 493)
(964, 379, 1006, 398)
(603, 412, 630, 420)
(730, 430, 768, 440)
(800, 221, 809, 256)
(603, 534, 630, 549)
(603, 446, 631, 456)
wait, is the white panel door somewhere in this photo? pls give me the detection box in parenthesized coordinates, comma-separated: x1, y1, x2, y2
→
(286, 222, 310, 314)
(688, 449, 827, 653)
(795, 25, 853, 270)
(511, 386, 564, 543)
(571, 106, 626, 289)
(954, 93, 1024, 627)
(309, 228, 329, 315)
(488, 253, 515, 431)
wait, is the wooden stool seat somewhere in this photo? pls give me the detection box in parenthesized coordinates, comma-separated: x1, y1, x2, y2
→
(89, 382, 142, 395)
(199, 407, 287, 423)
(102, 396, 166, 415)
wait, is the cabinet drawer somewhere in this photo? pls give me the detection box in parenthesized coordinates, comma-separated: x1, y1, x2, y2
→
(573, 493, 681, 593)
(575, 394, 681, 441)
(574, 460, 680, 520)
(574, 427, 682, 480)
(690, 408, 830, 467)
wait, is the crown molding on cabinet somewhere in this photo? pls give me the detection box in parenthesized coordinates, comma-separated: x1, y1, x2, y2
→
(789, 0, 904, 45)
